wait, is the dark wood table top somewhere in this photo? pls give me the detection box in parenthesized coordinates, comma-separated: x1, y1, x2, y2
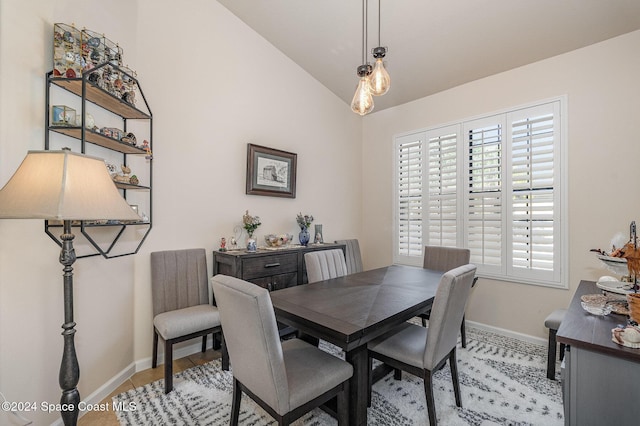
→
(557, 280, 640, 363)
(270, 264, 442, 351)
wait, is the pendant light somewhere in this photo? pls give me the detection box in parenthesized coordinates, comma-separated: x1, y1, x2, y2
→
(369, 0, 390, 96)
(351, 0, 374, 115)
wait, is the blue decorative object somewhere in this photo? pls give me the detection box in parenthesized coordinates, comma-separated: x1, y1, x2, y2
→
(247, 238, 257, 252)
(299, 227, 310, 246)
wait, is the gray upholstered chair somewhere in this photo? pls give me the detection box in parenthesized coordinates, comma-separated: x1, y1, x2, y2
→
(211, 274, 353, 426)
(304, 249, 348, 283)
(368, 264, 477, 426)
(151, 248, 228, 394)
(419, 246, 472, 346)
(545, 308, 567, 380)
(335, 239, 363, 275)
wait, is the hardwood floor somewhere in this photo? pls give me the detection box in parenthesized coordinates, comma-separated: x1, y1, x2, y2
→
(78, 348, 223, 425)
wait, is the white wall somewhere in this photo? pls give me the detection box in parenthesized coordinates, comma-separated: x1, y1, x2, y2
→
(362, 29, 640, 339)
(0, 0, 362, 424)
(3, 1, 638, 423)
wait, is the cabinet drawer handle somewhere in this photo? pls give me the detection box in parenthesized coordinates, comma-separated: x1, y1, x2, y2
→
(264, 263, 280, 268)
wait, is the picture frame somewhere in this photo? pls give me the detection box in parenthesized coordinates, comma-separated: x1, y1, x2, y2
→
(246, 143, 297, 198)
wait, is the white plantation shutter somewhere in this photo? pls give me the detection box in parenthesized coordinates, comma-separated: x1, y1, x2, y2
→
(507, 102, 561, 282)
(394, 98, 565, 287)
(395, 134, 424, 263)
(465, 118, 504, 273)
(426, 129, 459, 247)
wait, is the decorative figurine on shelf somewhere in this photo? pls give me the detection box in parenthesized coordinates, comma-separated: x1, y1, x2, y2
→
(121, 132, 136, 145)
(142, 140, 153, 160)
(113, 164, 132, 183)
(219, 237, 227, 252)
(296, 212, 314, 246)
(243, 210, 261, 252)
(314, 224, 324, 244)
(229, 236, 238, 250)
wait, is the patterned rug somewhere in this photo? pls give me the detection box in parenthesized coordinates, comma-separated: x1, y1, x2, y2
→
(113, 327, 564, 425)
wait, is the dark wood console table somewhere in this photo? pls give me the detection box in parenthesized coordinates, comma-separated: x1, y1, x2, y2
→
(212, 243, 345, 291)
(212, 243, 345, 338)
(557, 280, 640, 426)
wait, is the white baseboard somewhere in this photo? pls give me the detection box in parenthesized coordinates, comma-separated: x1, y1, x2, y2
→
(50, 340, 213, 425)
(466, 320, 547, 346)
(135, 340, 210, 371)
(50, 362, 136, 426)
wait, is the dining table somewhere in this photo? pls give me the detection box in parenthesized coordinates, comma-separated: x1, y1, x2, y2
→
(269, 264, 444, 426)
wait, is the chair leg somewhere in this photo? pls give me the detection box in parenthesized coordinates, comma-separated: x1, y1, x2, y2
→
(460, 315, 467, 348)
(422, 317, 427, 327)
(449, 349, 462, 407)
(201, 334, 207, 352)
(231, 378, 241, 426)
(221, 332, 230, 371)
(559, 342, 566, 362)
(367, 356, 373, 407)
(547, 328, 558, 380)
(152, 330, 159, 368)
(212, 331, 221, 350)
(394, 368, 402, 380)
(164, 340, 173, 394)
(423, 370, 437, 426)
(337, 381, 349, 426)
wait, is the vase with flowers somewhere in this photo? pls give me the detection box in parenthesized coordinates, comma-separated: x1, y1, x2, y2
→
(296, 212, 314, 246)
(243, 210, 261, 252)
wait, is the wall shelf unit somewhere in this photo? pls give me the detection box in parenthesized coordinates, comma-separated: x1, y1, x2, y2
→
(44, 63, 153, 259)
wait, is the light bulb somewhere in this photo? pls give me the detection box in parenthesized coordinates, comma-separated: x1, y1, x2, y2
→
(369, 57, 390, 96)
(351, 76, 374, 116)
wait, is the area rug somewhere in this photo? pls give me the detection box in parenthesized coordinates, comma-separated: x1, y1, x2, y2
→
(113, 327, 563, 425)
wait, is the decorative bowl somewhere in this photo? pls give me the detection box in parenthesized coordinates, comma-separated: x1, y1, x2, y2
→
(264, 233, 293, 248)
(596, 254, 629, 277)
(581, 300, 613, 316)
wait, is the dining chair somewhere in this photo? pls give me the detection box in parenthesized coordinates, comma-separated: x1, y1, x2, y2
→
(151, 248, 228, 394)
(335, 239, 363, 275)
(420, 246, 472, 346)
(211, 274, 353, 426)
(304, 249, 348, 283)
(367, 264, 477, 426)
(545, 308, 567, 380)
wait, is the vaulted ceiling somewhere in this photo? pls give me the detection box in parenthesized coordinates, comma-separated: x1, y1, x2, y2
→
(217, 0, 640, 112)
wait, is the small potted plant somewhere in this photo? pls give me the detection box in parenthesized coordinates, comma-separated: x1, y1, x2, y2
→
(296, 213, 314, 246)
(243, 210, 261, 252)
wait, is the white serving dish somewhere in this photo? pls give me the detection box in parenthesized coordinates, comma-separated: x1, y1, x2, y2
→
(596, 254, 629, 277)
(596, 277, 634, 295)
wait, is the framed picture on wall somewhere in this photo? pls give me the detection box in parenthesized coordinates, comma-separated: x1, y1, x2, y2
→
(246, 143, 297, 198)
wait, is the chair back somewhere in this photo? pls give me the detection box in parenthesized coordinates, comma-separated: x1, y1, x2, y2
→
(335, 239, 363, 274)
(423, 246, 470, 272)
(423, 264, 476, 369)
(150, 248, 209, 317)
(210, 274, 289, 414)
(304, 249, 348, 283)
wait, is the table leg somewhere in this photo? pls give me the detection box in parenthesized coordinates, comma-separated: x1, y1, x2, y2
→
(345, 345, 368, 426)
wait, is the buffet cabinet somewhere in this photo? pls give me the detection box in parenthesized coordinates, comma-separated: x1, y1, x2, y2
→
(212, 243, 345, 291)
(557, 281, 640, 426)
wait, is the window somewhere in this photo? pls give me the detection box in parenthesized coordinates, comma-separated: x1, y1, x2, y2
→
(396, 134, 423, 259)
(393, 99, 566, 287)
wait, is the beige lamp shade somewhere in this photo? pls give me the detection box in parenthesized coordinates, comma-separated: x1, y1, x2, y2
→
(0, 150, 140, 221)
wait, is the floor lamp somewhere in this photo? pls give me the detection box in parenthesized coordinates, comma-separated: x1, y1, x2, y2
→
(0, 150, 140, 425)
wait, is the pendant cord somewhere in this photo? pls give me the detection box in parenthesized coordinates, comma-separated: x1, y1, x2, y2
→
(364, 0, 369, 65)
(361, 0, 366, 64)
(378, 0, 381, 46)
